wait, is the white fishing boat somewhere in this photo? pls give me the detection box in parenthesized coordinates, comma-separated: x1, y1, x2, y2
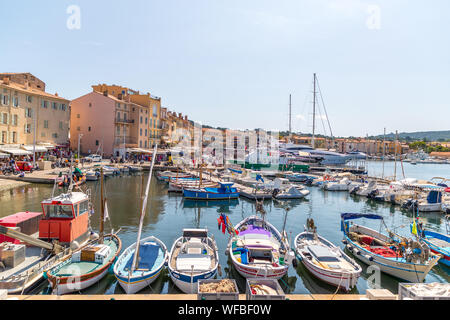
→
(294, 218, 361, 291)
(322, 177, 357, 191)
(85, 170, 99, 181)
(168, 228, 219, 293)
(418, 190, 444, 212)
(114, 145, 167, 294)
(226, 215, 295, 279)
(341, 213, 440, 282)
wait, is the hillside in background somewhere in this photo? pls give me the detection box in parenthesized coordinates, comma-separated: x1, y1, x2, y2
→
(370, 130, 450, 142)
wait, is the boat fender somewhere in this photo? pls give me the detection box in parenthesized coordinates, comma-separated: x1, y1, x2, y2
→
(292, 259, 298, 268)
(346, 245, 353, 252)
(342, 239, 348, 245)
(71, 241, 80, 251)
(90, 232, 99, 240)
(364, 255, 373, 261)
(108, 263, 115, 274)
(354, 249, 360, 255)
(43, 271, 48, 280)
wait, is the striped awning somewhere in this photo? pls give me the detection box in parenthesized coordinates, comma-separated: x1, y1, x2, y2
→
(0, 147, 32, 156)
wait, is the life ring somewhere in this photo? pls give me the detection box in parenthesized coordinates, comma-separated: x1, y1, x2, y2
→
(324, 175, 330, 181)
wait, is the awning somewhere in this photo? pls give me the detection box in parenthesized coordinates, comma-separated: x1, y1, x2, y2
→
(0, 147, 32, 156)
(0, 152, 9, 158)
(126, 147, 153, 154)
(21, 145, 48, 152)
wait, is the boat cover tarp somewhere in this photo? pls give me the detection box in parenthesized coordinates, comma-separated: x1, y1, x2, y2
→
(341, 213, 383, 221)
(125, 243, 161, 271)
(427, 191, 442, 204)
(239, 225, 271, 237)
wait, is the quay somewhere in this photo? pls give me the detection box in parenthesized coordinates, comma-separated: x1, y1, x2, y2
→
(4, 293, 378, 300)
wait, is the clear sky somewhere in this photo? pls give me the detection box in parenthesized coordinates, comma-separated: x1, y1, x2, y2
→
(2, 0, 449, 137)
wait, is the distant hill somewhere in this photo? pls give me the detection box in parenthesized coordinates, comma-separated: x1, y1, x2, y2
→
(370, 130, 450, 142)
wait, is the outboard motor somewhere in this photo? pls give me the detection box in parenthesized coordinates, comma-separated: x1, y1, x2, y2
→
(367, 189, 379, 199)
(350, 185, 360, 195)
(272, 188, 280, 198)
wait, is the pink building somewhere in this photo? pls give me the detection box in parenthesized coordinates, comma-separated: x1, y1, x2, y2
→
(70, 91, 144, 157)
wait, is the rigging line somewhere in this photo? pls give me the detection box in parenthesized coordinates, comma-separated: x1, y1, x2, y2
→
(315, 77, 334, 139)
(316, 93, 328, 137)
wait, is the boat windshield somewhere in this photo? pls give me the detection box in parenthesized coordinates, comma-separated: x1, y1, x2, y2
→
(43, 204, 74, 218)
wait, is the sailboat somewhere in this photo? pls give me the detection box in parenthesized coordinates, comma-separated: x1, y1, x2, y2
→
(44, 168, 122, 295)
(113, 144, 169, 294)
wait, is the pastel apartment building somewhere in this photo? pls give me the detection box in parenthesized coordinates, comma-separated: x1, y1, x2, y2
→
(0, 73, 70, 149)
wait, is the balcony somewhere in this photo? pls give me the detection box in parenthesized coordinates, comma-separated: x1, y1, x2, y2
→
(115, 118, 134, 124)
(114, 136, 137, 145)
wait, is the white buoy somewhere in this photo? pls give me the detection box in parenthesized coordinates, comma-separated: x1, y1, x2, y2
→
(90, 232, 99, 240)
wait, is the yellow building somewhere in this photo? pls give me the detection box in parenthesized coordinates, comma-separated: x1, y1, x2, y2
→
(0, 73, 70, 148)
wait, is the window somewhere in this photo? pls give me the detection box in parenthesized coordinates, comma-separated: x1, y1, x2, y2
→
(43, 204, 73, 218)
(2, 113, 7, 124)
(52, 102, 57, 109)
(95, 140, 99, 146)
(25, 124, 32, 133)
(12, 132, 17, 143)
(77, 126, 80, 131)
(13, 114, 18, 125)
(44, 120, 49, 128)
(145, 117, 147, 124)
(145, 140, 147, 148)
(52, 133, 58, 138)
(60, 104, 66, 111)
(79, 201, 89, 215)
(89, 103, 92, 107)
(117, 112, 120, 120)
(140, 128, 142, 136)
(153, 105, 157, 116)
(150, 119, 152, 127)
(42, 100, 48, 108)
(25, 108, 32, 118)
(77, 114, 80, 118)
(140, 116, 142, 124)
(12, 96, 19, 107)
(124, 113, 127, 120)
(88, 126, 91, 132)
(2, 95, 9, 105)
(139, 141, 142, 147)
(116, 126, 120, 135)
(117, 103, 120, 109)
(41, 132, 45, 137)
(27, 95, 32, 103)
(145, 129, 147, 137)
(1, 131, 6, 143)
(59, 121, 63, 129)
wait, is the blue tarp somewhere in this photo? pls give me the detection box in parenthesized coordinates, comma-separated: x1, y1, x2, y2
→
(340, 213, 383, 221)
(427, 191, 442, 204)
(125, 243, 161, 271)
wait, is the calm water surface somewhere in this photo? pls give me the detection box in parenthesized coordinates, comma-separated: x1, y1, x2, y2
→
(0, 164, 449, 295)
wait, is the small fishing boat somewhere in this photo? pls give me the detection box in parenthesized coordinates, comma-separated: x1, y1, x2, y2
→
(294, 218, 361, 291)
(85, 170, 99, 181)
(183, 182, 239, 200)
(0, 186, 93, 293)
(156, 170, 192, 182)
(168, 180, 215, 193)
(127, 165, 143, 173)
(114, 236, 168, 294)
(226, 215, 295, 279)
(45, 169, 122, 295)
(412, 217, 450, 267)
(114, 145, 168, 294)
(272, 186, 310, 199)
(168, 228, 219, 293)
(418, 190, 444, 212)
(341, 213, 440, 282)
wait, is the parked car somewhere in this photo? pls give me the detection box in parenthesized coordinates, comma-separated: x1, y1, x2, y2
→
(15, 161, 34, 172)
(85, 154, 102, 162)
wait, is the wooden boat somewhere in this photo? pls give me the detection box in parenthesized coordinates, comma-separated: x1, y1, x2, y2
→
(412, 217, 450, 267)
(183, 182, 239, 200)
(114, 144, 168, 294)
(0, 187, 93, 294)
(45, 168, 122, 294)
(168, 228, 219, 293)
(114, 236, 168, 294)
(341, 213, 440, 282)
(168, 180, 216, 193)
(294, 218, 361, 291)
(226, 215, 295, 279)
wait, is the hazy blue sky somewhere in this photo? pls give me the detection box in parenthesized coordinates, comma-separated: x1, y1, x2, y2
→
(2, 0, 449, 137)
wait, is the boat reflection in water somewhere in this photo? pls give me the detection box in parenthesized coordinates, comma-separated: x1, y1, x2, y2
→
(182, 199, 240, 209)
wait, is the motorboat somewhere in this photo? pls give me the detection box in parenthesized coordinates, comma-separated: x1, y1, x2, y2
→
(183, 182, 239, 200)
(168, 229, 219, 293)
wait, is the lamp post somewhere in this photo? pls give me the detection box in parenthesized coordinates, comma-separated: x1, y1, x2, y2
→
(78, 133, 83, 160)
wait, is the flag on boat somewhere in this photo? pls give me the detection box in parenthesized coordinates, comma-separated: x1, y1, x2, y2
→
(218, 214, 238, 235)
(411, 218, 417, 236)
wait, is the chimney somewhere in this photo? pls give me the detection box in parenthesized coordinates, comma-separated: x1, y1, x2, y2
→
(118, 93, 123, 100)
(184, 115, 188, 120)
(55, 92, 59, 97)
(103, 91, 108, 97)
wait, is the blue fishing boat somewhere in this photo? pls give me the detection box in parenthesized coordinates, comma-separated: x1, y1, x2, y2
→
(411, 218, 450, 267)
(183, 182, 239, 200)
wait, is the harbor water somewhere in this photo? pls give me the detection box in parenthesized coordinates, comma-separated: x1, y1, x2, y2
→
(0, 161, 448, 295)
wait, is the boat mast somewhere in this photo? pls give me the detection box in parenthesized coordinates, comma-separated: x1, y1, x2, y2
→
(382, 127, 386, 179)
(132, 144, 158, 272)
(99, 167, 105, 244)
(288, 94, 292, 142)
(394, 130, 398, 181)
(312, 73, 316, 149)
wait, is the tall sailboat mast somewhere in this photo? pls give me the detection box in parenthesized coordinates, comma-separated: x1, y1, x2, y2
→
(288, 94, 292, 137)
(99, 167, 105, 244)
(131, 144, 158, 272)
(312, 73, 317, 149)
